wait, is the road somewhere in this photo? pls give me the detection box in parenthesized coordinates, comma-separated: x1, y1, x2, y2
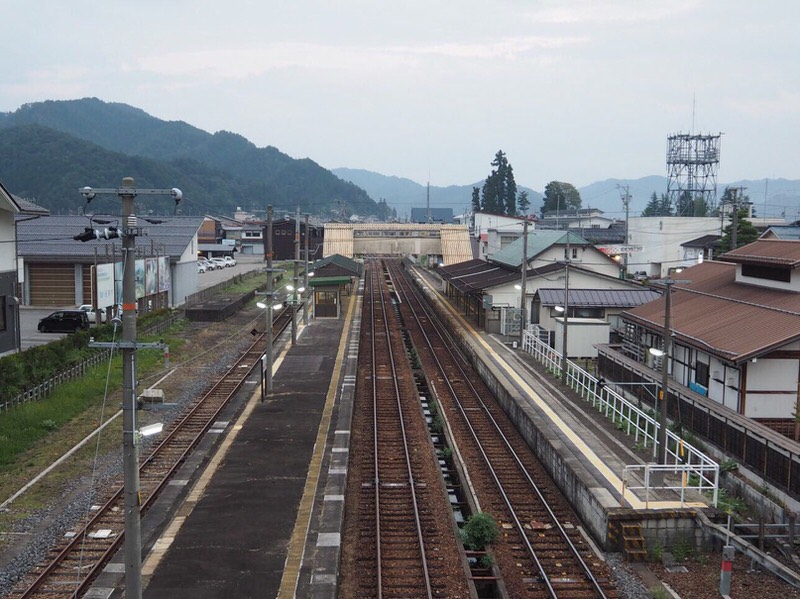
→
(16, 255, 266, 351)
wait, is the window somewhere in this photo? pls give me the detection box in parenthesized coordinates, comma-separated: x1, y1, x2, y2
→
(571, 248, 578, 259)
(741, 263, 790, 283)
(695, 361, 709, 388)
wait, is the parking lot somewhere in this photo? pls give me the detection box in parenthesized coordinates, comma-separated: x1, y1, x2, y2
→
(17, 255, 265, 351)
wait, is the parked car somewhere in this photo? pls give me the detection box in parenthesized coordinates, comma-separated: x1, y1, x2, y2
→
(198, 262, 208, 273)
(199, 258, 216, 270)
(78, 304, 105, 323)
(633, 271, 648, 281)
(222, 255, 237, 267)
(38, 310, 90, 333)
(210, 257, 229, 269)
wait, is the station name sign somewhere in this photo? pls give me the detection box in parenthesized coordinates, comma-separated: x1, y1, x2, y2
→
(597, 245, 643, 255)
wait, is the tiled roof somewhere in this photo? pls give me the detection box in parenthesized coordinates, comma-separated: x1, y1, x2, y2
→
(623, 260, 800, 363)
(17, 215, 204, 262)
(761, 226, 800, 241)
(720, 239, 800, 268)
(438, 259, 519, 294)
(537, 288, 661, 308)
(12, 195, 49, 215)
(311, 254, 363, 276)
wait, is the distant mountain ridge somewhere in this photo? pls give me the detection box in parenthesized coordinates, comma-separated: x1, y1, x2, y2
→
(0, 98, 379, 217)
(335, 168, 800, 220)
(333, 167, 543, 218)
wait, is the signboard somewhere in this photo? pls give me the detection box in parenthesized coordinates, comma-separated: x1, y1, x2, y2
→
(597, 245, 643, 255)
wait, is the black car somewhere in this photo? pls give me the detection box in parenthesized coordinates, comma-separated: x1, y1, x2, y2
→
(38, 310, 90, 333)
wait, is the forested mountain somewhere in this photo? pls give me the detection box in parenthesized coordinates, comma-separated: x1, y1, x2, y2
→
(0, 98, 379, 217)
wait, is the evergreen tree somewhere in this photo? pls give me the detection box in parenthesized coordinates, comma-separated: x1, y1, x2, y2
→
(719, 207, 759, 252)
(641, 192, 673, 217)
(481, 150, 518, 215)
(517, 190, 530, 215)
(471, 186, 481, 214)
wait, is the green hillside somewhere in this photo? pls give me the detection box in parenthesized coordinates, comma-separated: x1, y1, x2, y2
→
(0, 98, 379, 217)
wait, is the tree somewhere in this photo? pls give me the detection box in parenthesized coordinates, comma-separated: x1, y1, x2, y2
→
(471, 186, 481, 214)
(541, 181, 581, 216)
(719, 207, 759, 252)
(481, 150, 518, 215)
(517, 190, 530, 215)
(641, 192, 673, 217)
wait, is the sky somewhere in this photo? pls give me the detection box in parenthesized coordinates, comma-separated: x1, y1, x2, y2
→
(2, 1, 799, 191)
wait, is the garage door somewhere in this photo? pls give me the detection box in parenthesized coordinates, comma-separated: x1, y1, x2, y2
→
(29, 263, 75, 306)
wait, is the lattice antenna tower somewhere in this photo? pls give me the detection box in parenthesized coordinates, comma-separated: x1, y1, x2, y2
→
(666, 132, 722, 216)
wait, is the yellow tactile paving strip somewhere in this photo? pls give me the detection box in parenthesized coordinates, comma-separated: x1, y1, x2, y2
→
(277, 293, 358, 598)
(409, 265, 706, 511)
(141, 322, 308, 580)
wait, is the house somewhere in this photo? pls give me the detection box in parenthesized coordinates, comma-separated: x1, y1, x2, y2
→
(472, 212, 535, 261)
(625, 216, 723, 278)
(681, 234, 721, 264)
(438, 230, 651, 344)
(16, 215, 204, 311)
(607, 239, 800, 431)
(0, 184, 49, 354)
(539, 207, 616, 230)
(760, 226, 800, 241)
(267, 216, 325, 261)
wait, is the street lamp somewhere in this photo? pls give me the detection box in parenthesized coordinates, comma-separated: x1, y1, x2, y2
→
(554, 305, 569, 381)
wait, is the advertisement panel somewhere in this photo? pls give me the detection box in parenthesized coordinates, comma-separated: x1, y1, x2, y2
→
(135, 259, 145, 299)
(145, 258, 158, 296)
(158, 256, 170, 292)
(96, 263, 116, 309)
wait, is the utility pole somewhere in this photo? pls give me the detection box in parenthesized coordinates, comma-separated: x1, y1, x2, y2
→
(303, 213, 310, 325)
(265, 205, 275, 395)
(618, 184, 631, 277)
(292, 207, 300, 345)
(731, 187, 739, 250)
(657, 281, 672, 464)
(518, 218, 528, 348)
(78, 178, 181, 599)
(561, 234, 571, 382)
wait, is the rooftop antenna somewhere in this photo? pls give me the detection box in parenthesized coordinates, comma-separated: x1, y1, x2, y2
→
(426, 171, 431, 223)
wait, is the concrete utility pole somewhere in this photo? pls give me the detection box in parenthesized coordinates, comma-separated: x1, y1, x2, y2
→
(657, 281, 672, 464)
(79, 178, 181, 599)
(518, 218, 528, 348)
(618, 184, 631, 277)
(292, 207, 300, 345)
(265, 205, 275, 395)
(561, 233, 571, 382)
(303, 213, 310, 325)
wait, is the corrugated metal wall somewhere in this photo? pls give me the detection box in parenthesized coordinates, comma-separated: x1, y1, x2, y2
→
(29, 263, 76, 306)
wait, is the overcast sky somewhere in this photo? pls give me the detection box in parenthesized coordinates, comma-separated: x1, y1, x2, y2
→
(3, 1, 798, 190)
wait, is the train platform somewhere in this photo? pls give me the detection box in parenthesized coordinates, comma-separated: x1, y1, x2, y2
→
(86, 292, 362, 599)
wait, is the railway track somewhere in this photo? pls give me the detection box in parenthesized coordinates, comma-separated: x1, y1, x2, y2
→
(10, 307, 293, 599)
(389, 259, 618, 599)
(344, 261, 469, 599)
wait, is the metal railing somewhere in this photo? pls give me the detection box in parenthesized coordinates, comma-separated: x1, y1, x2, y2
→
(521, 329, 719, 506)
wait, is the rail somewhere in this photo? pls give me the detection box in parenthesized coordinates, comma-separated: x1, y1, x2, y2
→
(522, 329, 719, 507)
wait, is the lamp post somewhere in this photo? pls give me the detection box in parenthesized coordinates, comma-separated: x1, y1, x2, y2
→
(303, 213, 310, 325)
(78, 178, 180, 599)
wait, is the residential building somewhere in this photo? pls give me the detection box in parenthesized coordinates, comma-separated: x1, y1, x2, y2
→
(16, 215, 204, 310)
(0, 184, 48, 354)
(608, 239, 800, 431)
(472, 212, 536, 261)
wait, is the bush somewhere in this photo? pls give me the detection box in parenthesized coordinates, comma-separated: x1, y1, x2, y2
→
(460, 512, 499, 550)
